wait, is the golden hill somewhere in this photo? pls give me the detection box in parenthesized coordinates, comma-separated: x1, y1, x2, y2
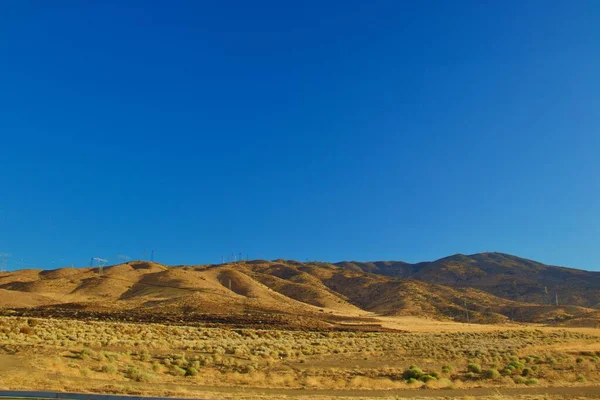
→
(0, 258, 598, 328)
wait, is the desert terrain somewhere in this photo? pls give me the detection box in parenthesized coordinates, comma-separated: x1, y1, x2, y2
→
(1, 254, 599, 399)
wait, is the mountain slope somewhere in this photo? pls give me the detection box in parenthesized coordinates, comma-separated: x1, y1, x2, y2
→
(1, 257, 598, 327)
(336, 252, 600, 308)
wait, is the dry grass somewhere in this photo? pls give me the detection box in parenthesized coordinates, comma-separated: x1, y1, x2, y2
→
(1, 315, 600, 398)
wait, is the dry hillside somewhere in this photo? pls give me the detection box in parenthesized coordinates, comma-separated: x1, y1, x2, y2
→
(1, 257, 599, 328)
(337, 252, 600, 308)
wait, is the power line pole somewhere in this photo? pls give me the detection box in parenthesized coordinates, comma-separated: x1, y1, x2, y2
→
(92, 257, 108, 275)
(0, 253, 9, 272)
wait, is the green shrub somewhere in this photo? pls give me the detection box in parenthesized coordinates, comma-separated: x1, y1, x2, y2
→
(521, 367, 533, 376)
(402, 366, 424, 380)
(525, 378, 537, 385)
(420, 374, 436, 382)
(576, 357, 584, 364)
(441, 365, 453, 374)
(484, 369, 500, 379)
(508, 361, 524, 370)
(513, 376, 526, 384)
(407, 378, 418, 384)
(185, 367, 198, 377)
(171, 366, 186, 377)
(467, 363, 482, 373)
(576, 375, 586, 383)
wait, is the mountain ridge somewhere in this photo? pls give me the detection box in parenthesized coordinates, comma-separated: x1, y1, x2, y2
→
(335, 252, 600, 308)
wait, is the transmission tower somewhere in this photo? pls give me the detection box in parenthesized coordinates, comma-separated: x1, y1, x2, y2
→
(0, 253, 9, 272)
(92, 257, 108, 275)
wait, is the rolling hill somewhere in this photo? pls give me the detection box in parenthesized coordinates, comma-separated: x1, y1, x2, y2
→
(0, 254, 598, 328)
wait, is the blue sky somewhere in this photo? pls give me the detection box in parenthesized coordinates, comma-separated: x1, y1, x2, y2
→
(1, 1, 599, 270)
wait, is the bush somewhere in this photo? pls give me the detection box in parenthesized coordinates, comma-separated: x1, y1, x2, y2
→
(467, 363, 482, 373)
(27, 319, 39, 327)
(185, 367, 198, 377)
(513, 376, 526, 384)
(402, 366, 423, 380)
(525, 378, 537, 386)
(484, 369, 500, 379)
(441, 365, 453, 374)
(420, 374, 436, 383)
(126, 366, 153, 382)
(521, 367, 533, 376)
(19, 326, 34, 335)
(407, 378, 418, 384)
(171, 366, 186, 376)
(101, 364, 118, 374)
(140, 350, 152, 362)
(576, 375, 586, 383)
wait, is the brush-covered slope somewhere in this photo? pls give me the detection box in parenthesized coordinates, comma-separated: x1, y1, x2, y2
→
(0, 257, 598, 326)
(337, 252, 600, 308)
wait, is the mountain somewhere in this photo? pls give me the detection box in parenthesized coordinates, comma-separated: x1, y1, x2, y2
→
(336, 252, 600, 308)
(0, 255, 599, 328)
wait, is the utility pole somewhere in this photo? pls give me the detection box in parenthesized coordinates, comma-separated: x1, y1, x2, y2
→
(555, 292, 559, 306)
(0, 253, 9, 273)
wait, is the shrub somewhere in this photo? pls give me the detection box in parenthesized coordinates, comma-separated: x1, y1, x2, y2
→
(126, 366, 153, 382)
(101, 365, 118, 374)
(521, 367, 533, 376)
(484, 369, 500, 379)
(27, 319, 39, 327)
(441, 365, 453, 374)
(420, 375, 436, 383)
(140, 350, 152, 362)
(467, 363, 482, 373)
(185, 367, 198, 377)
(402, 366, 423, 380)
(525, 378, 537, 385)
(19, 326, 34, 335)
(576, 375, 586, 382)
(171, 366, 186, 376)
(576, 357, 584, 364)
(513, 376, 526, 384)
(407, 378, 418, 384)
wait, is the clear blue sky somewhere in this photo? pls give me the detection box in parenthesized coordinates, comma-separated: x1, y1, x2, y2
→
(1, 1, 599, 271)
